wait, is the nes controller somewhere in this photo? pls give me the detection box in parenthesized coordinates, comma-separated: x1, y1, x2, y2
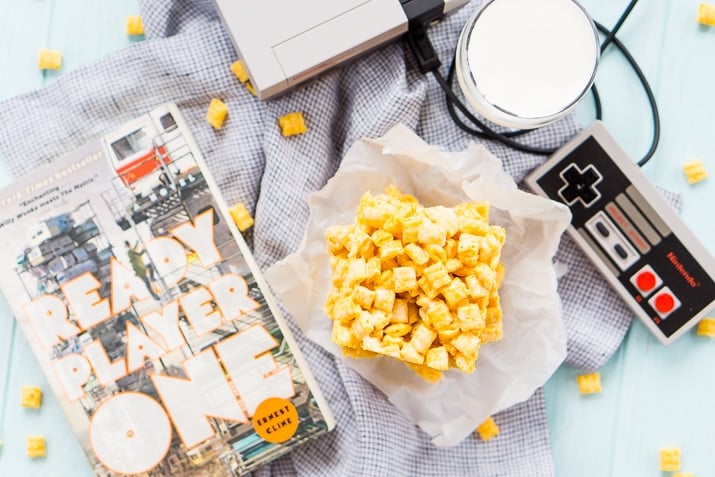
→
(526, 121, 715, 344)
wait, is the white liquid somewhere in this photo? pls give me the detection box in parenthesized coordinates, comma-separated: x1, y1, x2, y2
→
(466, 0, 599, 119)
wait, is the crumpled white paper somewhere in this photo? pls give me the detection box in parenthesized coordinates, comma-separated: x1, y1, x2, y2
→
(265, 124, 571, 446)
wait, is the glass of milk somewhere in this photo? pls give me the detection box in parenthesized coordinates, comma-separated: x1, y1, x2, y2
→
(456, 0, 600, 129)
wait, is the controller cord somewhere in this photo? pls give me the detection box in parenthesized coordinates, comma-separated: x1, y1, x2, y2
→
(408, 0, 660, 166)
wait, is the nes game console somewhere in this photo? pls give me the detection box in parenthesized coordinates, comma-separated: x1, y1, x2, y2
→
(213, 0, 469, 99)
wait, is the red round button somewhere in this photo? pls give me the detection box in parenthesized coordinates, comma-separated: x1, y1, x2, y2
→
(636, 271, 657, 291)
(654, 293, 675, 313)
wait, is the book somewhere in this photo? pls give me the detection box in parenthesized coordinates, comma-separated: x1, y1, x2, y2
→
(0, 103, 335, 476)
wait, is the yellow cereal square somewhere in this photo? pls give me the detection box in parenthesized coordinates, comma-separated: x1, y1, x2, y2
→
(404, 243, 429, 265)
(229, 202, 254, 231)
(410, 323, 437, 354)
(457, 233, 481, 266)
(424, 346, 449, 370)
(27, 435, 46, 458)
(697, 317, 715, 337)
(659, 447, 681, 472)
(400, 343, 425, 364)
(576, 372, 602, 395)
(352, 285, 375, 309)
(393, 266, 417, 293)
(457, 303, 486, 331)
(423, 262, 451, 289)
(476, 416, 500, 441)
(126, 15, 144, 35)
(21, 386, 42, 409)
(452, 332, 480, 360)
(379, 240, 403, 260)
(278, 112, 307, 137)
(697, 2, 715, 26)
(206, 98, 228, 129)
(373, 287, 396, 313)
(37, 49, 62, 70)
(230, 59, 250, 83)
(683, 159, 708, 184)
(425, 300, 452, 328)
(441, 278, 469, 309)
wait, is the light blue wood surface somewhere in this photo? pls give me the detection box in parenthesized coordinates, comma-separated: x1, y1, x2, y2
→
(0, 1, 712, 476)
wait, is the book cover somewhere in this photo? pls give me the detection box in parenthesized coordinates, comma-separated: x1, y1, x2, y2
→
(0, 103, 335, 476)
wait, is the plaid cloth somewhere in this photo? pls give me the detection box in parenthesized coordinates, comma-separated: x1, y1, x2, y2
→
(0, 0, 681, 475)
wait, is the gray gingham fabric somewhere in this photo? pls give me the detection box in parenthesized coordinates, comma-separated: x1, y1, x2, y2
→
(0, 0, 681, 475)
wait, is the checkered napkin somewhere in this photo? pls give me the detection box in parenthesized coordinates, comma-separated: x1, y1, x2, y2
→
(0, 0, 681, 475)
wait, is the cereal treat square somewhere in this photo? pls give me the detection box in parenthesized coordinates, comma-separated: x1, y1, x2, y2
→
(659, 447, 681, 471)
(21, 385, 42, 409)
(476, 417, 500, 441)
(576, 372, 602, 395)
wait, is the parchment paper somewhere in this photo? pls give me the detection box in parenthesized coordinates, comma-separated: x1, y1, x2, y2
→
(265, 124, 571, 446)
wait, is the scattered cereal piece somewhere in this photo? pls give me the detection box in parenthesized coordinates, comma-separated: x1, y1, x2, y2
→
(324, 186, 506, 382)
(660, 447, 681, 472)
(230, 60, 250, 84)
(26, 436, 46, 458)
(682, 159, 708, 184)
(21, 385, 42, 409)
(576, 372, 602, 395)
(126, 15, 144, 36)
(206, 98, 228, 129)
(696, 317, 715, 337)
(476, 417, 500, 441)
(674, 472, 694, 477)
(229, 202, 254, 232)
(697, 2, 715, 26)
(245, 80, 257, 97)
(37, 49, 62, 70)
(278, 112, 307, 137)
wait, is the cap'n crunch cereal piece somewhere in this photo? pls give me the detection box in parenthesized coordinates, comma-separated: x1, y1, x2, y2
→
(21, 386, 42, 409)
(410, 323, 437, 354)
(423, 261, 451, 289)
(696, 317, 715, 337)
(229, 202, 254, 231)
(682, 159, 708, 184)
(576, 372, 602, 395)
(352, 285, 375, 309)
(245, 80, 257, 96)
(206, 98, 228, 129)
(452, 333, 480, 360)
(441, 278, 469, 309)
(476, 417, 500, 441)
(373, 288, 396, 313)
(457, 233, 482, 266)
(37, 49, 62, 70)
(278, 112, 307, 137)
(393, 266, 417, 293)
(230, 60, 250, 83)
(659, 447, 681, 472)
(697, 2, 715, 26)
(425, 346, 449, 370)
(400, 343, 425, 364)
(379, 240, 403, 260)
(27, 436, 46, 458)
(457, 304, 486, 331)
(126, 15, 144, 35)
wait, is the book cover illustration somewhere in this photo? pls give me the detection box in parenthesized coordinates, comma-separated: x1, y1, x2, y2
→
(0, 103, 334, 476)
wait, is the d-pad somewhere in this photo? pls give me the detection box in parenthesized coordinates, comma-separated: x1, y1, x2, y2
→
(557, 163, 603, 207)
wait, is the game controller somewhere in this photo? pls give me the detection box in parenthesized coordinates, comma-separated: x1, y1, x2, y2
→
(526, 121, 715, 344)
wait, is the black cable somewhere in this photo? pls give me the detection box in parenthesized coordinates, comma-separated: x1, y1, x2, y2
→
(416, 0, 660, 165)
(600, 0, 638, 52)
(594, 21, 660, 166)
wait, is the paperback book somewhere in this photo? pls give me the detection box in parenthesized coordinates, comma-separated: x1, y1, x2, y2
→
(0, 103, 335, 476)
